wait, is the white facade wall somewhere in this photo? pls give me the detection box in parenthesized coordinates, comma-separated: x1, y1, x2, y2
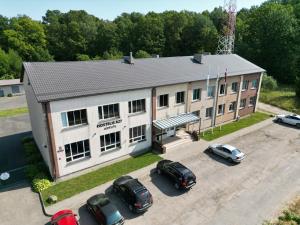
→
(156, 83, 188, 120)
(50, 89, 152, 176)
(23, 73, 53, 173)
(0, 84, 24, 97)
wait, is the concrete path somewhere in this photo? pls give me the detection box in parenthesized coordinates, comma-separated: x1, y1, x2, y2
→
(258, 102, 291, 115)
(45, 104, 300, 225)
(0, 95, 27, 110)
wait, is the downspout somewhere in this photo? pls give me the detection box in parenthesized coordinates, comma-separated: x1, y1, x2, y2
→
(236, 75, 244, 118)
(255, 72, 264, 112)
(212, 75, 220, 127)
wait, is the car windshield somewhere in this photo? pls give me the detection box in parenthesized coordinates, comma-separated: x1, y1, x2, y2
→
(183, 171, 194, 181)
(106, 211, 123, 225)
(232, 149, 241, 155)
(136, 189, 150, 203)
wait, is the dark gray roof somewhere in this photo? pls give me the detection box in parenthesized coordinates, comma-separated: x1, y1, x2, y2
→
(23, 54, 264, 102)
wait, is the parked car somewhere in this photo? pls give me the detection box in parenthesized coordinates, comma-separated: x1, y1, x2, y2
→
(156, 160, 196, 190)
(86, 193, 124, 225)
(208, 144, 245, 163)
(50, 209, 79, 225)
(275, 114, 300, 128)
(113, 176, 153, 213)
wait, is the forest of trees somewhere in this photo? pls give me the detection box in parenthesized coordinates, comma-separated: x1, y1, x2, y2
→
(0, 0, 299, 95)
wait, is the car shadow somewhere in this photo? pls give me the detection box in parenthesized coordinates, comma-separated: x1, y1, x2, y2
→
(203, 148, 237, 167)
(78, 205, 98, 225)
(272, 120, 300, 130)
(104, 186, 140, 220)
(149, 168, 188, 197)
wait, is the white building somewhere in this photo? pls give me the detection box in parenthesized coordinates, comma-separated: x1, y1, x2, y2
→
(0, 79, 24, 97)
(22, 54, 264, 179)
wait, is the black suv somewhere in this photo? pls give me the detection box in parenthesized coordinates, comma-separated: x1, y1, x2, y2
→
(156, 160, 196, 190)
(113, 176, 153, 213)
(86, 193, 124, 225)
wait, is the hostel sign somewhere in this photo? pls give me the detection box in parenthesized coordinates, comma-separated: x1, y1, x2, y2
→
(97, 119, 122, 130)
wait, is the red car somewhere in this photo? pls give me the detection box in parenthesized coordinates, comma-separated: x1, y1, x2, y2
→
(50, 209, 79, 225)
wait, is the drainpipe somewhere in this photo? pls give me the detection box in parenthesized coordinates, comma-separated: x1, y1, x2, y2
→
(255, 72, 263, 112)
(236, 75, 244, 118)
(212, 74, 221, 127)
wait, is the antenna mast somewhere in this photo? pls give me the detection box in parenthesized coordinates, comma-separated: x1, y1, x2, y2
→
(217, 0, 237, 54)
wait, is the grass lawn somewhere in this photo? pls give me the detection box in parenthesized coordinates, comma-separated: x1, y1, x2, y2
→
(260, 87, 300, 114)
(0, 107, 28, 117)
(263, 197, 300, 225)
(42, 152, 162, 206)
(200, 112, 270, 141)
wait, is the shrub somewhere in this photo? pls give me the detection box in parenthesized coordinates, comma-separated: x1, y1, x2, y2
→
(262, 74, 278, 90)
(21, 136, 33, 144)
(7, 93, 12, 97)
(25, 164, 40, 180)
(32, 173, 52, 192)
(135, 50, 151, 58)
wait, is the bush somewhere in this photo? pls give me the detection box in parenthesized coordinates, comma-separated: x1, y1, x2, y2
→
(32, 173, 52, 192)
(21, 136, 33, 144)
(262, 74, 278, 90)
(7, 93, 12, 97)
(23, 141, 42, 164)
(135, 50, 151, 58)
(25, 164, 40, 180)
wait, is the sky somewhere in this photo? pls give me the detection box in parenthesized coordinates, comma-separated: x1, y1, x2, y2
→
(1, 0, 266, 21)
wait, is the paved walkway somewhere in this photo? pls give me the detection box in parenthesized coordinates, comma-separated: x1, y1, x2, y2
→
(258, 102, 291, 115)
(0, 95, 27, 110)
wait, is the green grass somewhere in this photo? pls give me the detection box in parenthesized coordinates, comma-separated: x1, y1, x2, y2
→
(42, 152, 162, 206)
(200, 112, 270, 141)
(260, 87, 300, 114)
(0, 107, 28, 117)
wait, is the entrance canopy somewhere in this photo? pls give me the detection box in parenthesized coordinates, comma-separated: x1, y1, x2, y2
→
(153, 113, 200, 130)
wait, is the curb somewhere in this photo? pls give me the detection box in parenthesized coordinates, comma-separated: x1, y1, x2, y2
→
(38, 191, 53, 217)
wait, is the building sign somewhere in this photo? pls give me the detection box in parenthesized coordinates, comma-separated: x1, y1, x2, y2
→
(97, 119, 122, 130)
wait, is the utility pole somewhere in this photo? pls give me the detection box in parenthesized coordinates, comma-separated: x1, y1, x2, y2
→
(217, 0, 237, 55)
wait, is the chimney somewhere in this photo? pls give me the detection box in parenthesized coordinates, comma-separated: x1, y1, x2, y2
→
(124, 52, 134, 64)
(193, 53, 203, 64)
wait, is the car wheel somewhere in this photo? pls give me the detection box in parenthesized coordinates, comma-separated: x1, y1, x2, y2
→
(227, 157, 233, 163)
(296, 123, 300, 128)
(112, 186, 117, 193)
(86, 205, 92, 213)
(157, 168, 162, 175)
(174, 183, 180, 190)
(128, 204, 134, 212)
(277, 118, 283, 123)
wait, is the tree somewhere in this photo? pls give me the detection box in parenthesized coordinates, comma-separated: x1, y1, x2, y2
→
(76, 54, 90, 61)
(209, 7, 227, 34)
(135, 50, 151, 58)
(261, 74, 278, 90)
(0, 48, 22, 79)
(102, 48, 123, 60)
(3, 16, 52, 61)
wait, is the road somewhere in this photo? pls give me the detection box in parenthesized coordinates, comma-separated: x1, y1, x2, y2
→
(47, 120, 300, 225)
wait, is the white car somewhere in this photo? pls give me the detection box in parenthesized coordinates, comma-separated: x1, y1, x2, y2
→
(275, 114, 300, 128)
(208, 144, 245, 163)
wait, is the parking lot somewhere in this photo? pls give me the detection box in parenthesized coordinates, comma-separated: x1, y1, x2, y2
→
(47, 120, 300, 225)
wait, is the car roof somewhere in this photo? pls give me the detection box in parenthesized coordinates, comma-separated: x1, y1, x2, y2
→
(125, 179, 145, 193)
(170, 162, 191, 175)
(101, 202, 119, 216)
(222, 144, 237, 151)
(51, 210, 77, 225)
(291, 114, 300, 119)
(87, 194, 110, 207)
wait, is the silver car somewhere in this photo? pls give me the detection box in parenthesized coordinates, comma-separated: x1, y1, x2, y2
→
(275, 114, 300, 128)
(208, 144, 245, 163)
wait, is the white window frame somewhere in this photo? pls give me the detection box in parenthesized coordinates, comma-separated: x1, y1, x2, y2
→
(100, 131, 121, 153)
(192, 89, 201, 101)
(229, 101, 236, 112)
(65, 139, 90, 163)
(158, 94, 169, 108)
(176, 91, 185, 104)
(129, 125, 146, 143)
(207, 86, 215, 98)
(128, 99, 146, 114)
(218, 104, 225, 115)
(231, 82, 238, 93)
(61, 109, 88, 128)
(240, 99, 247, 109)
(206, 107, 213, 118)
(98, 103, 120, 120)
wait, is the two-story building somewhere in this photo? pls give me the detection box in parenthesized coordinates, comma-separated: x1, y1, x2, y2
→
(22, 54, 264, 179)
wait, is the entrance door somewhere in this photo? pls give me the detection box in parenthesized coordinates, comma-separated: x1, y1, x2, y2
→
(0, 89, 4, 97)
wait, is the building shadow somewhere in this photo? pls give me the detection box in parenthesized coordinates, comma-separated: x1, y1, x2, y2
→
(149, 168, 187, 197)
(78, 204, 98, 225)
(203, 148, 236, 167)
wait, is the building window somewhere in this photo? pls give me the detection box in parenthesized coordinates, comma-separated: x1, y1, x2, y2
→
(249, 96, 256, 106)
(129, 125, 146, 143)
(192, 89, 201, 101)
(242, 80, 249, 90)
(98, 103, 119, 120)
(100, 131, 121, 152)
(240, 99, 246, 108)
(231, 82, 238, 93)
(11, 85, 20, 94)
(65, 139, 90, 163)
(219, 84, 226, 95)
(158, 94, 168, 107)
(128, 99, 146, 114)
(207, 86, 215, 98)
(229, 102, 236, 112)
(218, 104, 225, 115)
(206, 107, 213, 118)
(176, 91, 185, 104)
(61, 109, 88, 127)
(252, 79, 258, 89)
(192, 110, 200, 117)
